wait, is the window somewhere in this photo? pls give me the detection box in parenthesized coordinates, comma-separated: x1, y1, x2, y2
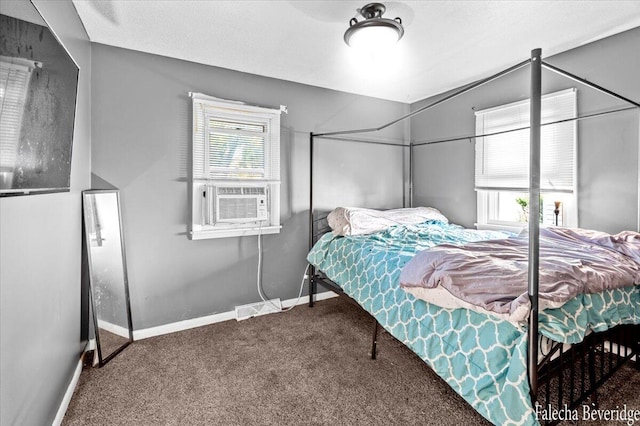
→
(475, 88, 577, 231)
(190, 93, 281, 239)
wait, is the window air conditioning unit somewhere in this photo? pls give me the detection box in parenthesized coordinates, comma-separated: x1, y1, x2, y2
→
(206, 184, 268, 224)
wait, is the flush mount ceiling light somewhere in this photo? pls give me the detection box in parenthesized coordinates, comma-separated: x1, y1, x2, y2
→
(344, 2, 404, 49)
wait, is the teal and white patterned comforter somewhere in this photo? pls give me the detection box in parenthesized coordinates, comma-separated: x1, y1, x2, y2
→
(307, 221, 640, 426)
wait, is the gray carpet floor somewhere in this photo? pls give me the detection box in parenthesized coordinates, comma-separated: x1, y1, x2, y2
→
(63, 297, 639, 425)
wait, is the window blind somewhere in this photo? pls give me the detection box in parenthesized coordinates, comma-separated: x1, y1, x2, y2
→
(0, 61, 32, 171)
(474, 88, 576, 192)
(208, 119, 266, 179)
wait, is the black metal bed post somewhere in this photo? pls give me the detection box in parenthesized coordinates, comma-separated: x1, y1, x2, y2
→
(370, 320, 379, 359)
(309, 132, 316, 307)
(528, 48, 542, 399)
(409, 143, 414, 208)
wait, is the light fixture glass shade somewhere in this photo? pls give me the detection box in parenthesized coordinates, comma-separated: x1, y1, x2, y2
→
(347, 25, 401, 50)
(344, 3, 404, 49)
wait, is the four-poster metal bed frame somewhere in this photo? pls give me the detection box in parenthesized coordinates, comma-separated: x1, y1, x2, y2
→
(307, 48, 640, 422)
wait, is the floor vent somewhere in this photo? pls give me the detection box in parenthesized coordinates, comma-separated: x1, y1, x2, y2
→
(234, 298, 282, 321)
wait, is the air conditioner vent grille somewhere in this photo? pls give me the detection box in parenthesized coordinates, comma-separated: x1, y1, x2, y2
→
(216, 186, 266, 196)
(243, 187, 265, 195)
(218, 187, 242, 195)
(219, 198, 259, 221)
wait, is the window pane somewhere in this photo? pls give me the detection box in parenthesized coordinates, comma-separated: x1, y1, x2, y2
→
(489, 191, 568, 226)
(209, 131, 265, 178)
(491, 191, 530, 223)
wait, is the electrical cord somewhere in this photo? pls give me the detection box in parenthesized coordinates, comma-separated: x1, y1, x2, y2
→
(256, 221, 309, 313)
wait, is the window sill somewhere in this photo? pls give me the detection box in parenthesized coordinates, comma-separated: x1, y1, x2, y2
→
(475, 222, 526, 234)
(189, 225, 282, 240)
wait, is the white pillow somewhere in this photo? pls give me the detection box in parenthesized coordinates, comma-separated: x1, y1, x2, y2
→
(327, 206, 448, 236)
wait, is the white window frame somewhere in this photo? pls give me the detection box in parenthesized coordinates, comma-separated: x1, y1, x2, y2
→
(189, 93, 281, 240)
(475, 88, 578, 231)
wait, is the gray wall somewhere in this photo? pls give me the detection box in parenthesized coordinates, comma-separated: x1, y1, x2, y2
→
(91, 44, 409, 330)
(411, 27, 640, 234)
(0, 0, 91, 425)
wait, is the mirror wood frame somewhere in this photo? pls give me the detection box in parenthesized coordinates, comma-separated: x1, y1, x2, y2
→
(82, 189, 134, 367)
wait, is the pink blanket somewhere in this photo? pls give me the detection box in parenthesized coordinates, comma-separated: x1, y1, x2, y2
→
(399, 227, 640, 322)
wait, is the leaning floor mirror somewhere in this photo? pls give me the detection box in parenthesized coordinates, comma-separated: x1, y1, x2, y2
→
(83, 190, 133, 366)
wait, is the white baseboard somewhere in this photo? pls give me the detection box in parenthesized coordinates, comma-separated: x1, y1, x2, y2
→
(52, 346, 89, 426)
(311, 290, 339, 303)
(97, 319, 130, 339)
(133, 290, 337, 341)
(283, 290, 336, 307)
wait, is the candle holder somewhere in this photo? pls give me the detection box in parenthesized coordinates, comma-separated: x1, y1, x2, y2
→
(553, 201, 561, 226)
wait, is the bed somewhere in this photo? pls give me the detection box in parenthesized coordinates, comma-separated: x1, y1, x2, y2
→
(306, 49, 640, 426)
(308, 208, 639, 424)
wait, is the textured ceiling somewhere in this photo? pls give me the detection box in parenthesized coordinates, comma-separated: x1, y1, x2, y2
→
(71, 0, 640, 103)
